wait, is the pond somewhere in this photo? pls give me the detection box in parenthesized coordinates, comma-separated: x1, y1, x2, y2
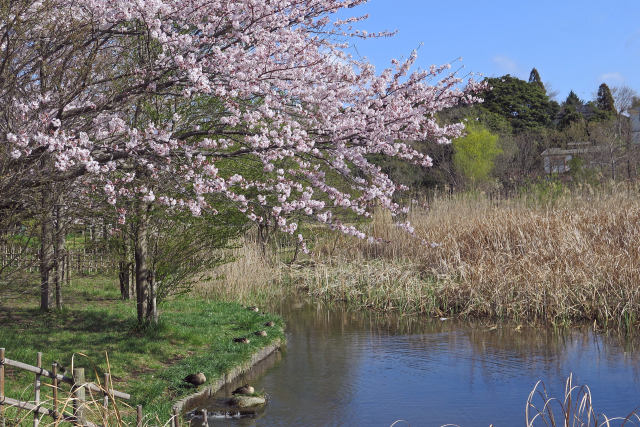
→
(188, 301, 640, 426)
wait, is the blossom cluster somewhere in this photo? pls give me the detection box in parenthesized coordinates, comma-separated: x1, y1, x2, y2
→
(2, 0, 483, 245)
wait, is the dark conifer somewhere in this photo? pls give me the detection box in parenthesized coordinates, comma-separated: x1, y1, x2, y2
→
(528, 68, 545, 92)
(564, 90, 583, 107)
(596, 83, 616, 114)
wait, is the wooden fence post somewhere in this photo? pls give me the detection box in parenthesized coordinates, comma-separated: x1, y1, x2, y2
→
(102, 373, 109, 410)
(136, 405, 142, 427)
(52, 363, 58, 423)
(72, 368, 85, 425)
(1, 348, 5, 427)
(172, 407, 179, 427)
(102, 373, 110, 425)
(33, 352, 42, 427)
(201, 409, 208, 427)
(66, 253, 70, 286)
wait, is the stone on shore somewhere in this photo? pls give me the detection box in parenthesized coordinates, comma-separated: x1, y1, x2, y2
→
(229, 395, 266, 408)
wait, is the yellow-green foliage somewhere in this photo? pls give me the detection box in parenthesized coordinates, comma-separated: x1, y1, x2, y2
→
(452, 122, 502, 185)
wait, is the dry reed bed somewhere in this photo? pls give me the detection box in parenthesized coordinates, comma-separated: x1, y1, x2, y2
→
(302, 189, 640, 324)
(192, 242, 285, 303)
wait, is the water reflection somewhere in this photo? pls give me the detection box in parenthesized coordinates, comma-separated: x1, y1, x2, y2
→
(195, 301, 640, 426)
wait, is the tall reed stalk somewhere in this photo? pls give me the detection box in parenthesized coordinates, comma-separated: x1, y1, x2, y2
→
(197, 184, 640, 326)
(526, 374, 640, 426)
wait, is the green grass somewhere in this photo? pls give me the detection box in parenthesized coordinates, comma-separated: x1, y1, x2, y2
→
(0, 274, 284, 424)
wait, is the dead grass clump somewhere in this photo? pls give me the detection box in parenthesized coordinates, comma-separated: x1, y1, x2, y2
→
(526, 374, 640, 426)
(286, 259, 446, 313)
(2, 352, 174, 427)
(191, 241, 285, 304)
(305, 186, 640, 324)
(193, 185, 640, 325)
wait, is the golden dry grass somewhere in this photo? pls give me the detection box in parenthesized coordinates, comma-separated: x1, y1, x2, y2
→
(191, 241, 286, 304)
(305, 185, 640, 324)
(197, 184, 640, 326)
(2, 352, 174, 427)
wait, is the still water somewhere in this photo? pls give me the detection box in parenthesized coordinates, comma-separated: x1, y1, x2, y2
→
(190, 302, 640, 426)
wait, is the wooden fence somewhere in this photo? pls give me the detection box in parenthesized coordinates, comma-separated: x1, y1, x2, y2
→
(0, 247, 115, 276)
(0, 348, 177, 427)
(1, 224, 119, 276)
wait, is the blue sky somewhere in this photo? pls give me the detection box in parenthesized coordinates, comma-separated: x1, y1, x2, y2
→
(338, 0, 640, 103)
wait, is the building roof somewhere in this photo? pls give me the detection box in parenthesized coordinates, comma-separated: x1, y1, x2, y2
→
(541, 145, 604, 156)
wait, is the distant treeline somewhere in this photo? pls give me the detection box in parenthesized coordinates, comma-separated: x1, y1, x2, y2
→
(379, 69, 640, 193)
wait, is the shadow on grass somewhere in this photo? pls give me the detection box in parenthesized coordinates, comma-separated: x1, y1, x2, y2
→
(0, 284, 285, 423)
(0, 305, 130, 331)
(0, 306, 177, 377)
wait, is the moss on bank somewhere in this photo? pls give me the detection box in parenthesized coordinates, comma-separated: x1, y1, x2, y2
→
(0, 275, 284, 424)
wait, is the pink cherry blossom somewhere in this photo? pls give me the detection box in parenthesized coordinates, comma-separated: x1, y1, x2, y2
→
(2, 0, 483, 246)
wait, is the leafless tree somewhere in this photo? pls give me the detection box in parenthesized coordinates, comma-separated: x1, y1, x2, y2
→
(544, 81, 560, 101)
(611, 86, 638, 113)
(589, 117, 635, 180)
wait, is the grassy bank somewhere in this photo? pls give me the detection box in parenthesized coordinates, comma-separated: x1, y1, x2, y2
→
(198, 184, 640, 328)
(0, 275, 283, 425)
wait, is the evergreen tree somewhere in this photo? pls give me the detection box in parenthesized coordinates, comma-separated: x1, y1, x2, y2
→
(564, 90, 583, 107)
(558, 105, 583, 130)
(558, 91, 585, 129)
(528, 68, 545, 92)
(480, 75, 556, 133)
(596, 83, 616, 114)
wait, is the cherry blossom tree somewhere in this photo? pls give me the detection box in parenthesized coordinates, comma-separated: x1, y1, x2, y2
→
(1, 0, 483, 321)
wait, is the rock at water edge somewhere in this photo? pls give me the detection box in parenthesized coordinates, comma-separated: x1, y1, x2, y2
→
(230, 396, 266, 408)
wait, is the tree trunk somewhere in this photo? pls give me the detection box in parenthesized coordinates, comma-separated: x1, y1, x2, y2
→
(627, 128, 632, 180)
(129, 225, 135, 299)
(53, 203, 64, 310)
(129, 262, 135, 301)
(39, 190, 54, 312)
(134, 203, 156, 323)
(118, 237, 131, 300)
(135, 212, 149, 323)
(611, 151, 616, 180)
(146, 270, 158, 324)
(119, 260, 130, 300)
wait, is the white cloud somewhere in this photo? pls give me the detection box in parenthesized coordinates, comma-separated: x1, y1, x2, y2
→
(599, 72, 625, 85)
(492, 55, 518, 74)
(625, 30, 640, 49)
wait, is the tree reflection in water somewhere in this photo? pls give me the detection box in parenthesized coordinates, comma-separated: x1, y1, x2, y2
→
(198, 301, 640, 426)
